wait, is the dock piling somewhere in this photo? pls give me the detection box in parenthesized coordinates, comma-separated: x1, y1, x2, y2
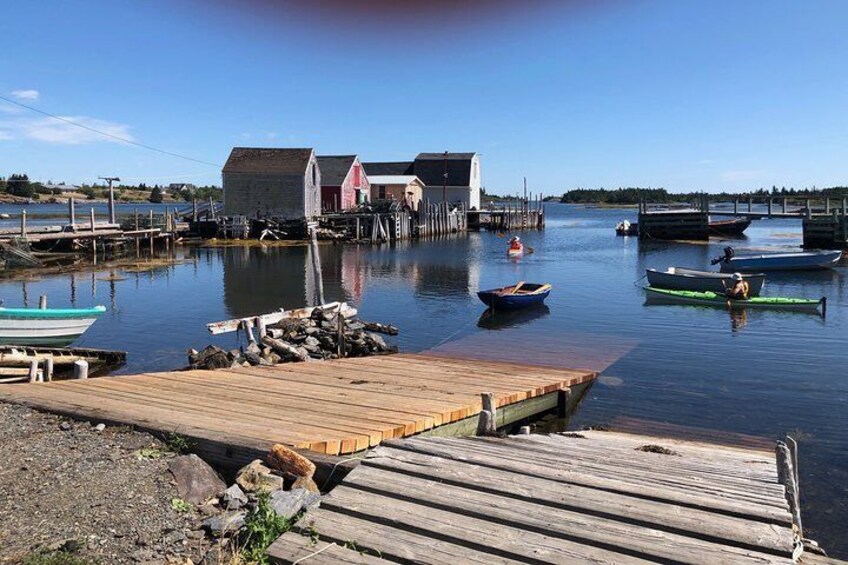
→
(74, 360, 89, 380)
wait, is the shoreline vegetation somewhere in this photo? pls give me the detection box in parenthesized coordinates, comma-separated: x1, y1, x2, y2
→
(556, 186, 848, 205)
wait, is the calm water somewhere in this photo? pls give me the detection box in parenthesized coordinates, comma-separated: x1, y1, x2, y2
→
(2, 203, 846, 555)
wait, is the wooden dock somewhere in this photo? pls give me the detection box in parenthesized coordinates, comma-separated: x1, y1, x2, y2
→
(0, 353, 594, 466)
(270, 430, 801, 564)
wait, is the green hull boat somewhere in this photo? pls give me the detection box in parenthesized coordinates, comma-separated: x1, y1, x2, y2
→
(645, 287, 826, 314)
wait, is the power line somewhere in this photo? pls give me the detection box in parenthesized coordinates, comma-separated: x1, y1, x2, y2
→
(0, 94, 222, 168)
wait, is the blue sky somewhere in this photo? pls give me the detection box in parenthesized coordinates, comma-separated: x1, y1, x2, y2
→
(1, 0, 846, 194)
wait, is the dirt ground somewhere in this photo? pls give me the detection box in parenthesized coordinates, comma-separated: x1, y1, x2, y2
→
(0, 402, 224, 564)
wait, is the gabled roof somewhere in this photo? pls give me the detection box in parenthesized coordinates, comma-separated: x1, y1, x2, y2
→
(316, 155, 357, 186)
(362, 161, 414, 176)
(415, 152, 477, 161)
(368, 175, 423, 186)
(413, 152, 477, 187)
(223, 147, 314, 175)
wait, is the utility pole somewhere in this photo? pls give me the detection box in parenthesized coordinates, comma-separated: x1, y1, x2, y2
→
(442, 150, 448, 203)
(99, 176, 120, 224)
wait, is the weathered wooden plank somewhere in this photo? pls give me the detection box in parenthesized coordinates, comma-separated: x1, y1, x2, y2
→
(298, 500, 657, 564)
(339, 466, 793, 563)
(425, 436, 788, 504)
(363, 446, 792, 547)
(267, 534, 386, 564)
(384, 438, 790, 523)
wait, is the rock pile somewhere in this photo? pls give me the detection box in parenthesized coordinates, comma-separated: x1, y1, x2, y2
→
(193, 444, 321, 541)
(189, 307, 398, 370)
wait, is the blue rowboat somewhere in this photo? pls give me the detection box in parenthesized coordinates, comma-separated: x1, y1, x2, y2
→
(477, 282, 551, 310)
(713, 247, 842, 272)
(0, 305, 106, 346)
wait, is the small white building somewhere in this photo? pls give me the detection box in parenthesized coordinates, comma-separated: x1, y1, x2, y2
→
(368, 175, 424, 210)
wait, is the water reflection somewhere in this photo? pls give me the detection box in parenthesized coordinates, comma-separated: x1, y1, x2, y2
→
(477, 304, 550, 330)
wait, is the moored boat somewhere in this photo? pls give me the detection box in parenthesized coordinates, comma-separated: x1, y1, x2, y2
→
(0, 305, 106, 346)
(477, 282, 551, 310)
(615, 220, 638, 236)
(712, 247, 842, 272)
(644, 287, 825, 314)
(709, 217, 751, 236)
(646, 267, 766, 296)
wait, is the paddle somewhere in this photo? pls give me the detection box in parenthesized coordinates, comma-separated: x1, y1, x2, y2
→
(511, 281, 526, 295)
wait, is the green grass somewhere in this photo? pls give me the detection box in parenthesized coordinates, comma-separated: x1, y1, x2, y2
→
(165, 431, 195, 454)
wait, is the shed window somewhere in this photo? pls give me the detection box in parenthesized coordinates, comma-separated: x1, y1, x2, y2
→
(311, 164, 317, 186)
(353, 165, 361, 188)
(378, 185, 386, 199)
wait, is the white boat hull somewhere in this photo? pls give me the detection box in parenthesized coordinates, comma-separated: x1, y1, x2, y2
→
(0, 317, 100, 345)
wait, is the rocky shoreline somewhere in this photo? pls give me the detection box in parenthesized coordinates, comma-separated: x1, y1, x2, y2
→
(0, 402, 317, 564)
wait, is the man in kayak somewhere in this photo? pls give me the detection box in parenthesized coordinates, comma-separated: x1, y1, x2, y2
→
(723, 273, 749, 300)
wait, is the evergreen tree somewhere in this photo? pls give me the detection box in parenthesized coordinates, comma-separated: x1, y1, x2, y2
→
(149, 186, 164, 203)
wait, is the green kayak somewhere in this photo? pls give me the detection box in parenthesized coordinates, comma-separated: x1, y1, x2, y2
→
(645, 287, 826, 313)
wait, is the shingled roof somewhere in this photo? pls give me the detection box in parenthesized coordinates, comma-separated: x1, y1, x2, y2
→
(415, 152, 477, 161)
(222, 148, 314, 175)
(316, 155, 357, 186)
(362, 161, 414, 176)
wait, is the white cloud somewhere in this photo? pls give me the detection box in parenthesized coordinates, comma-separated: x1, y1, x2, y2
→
(720, 170, 766, 182)
(11, 89, 39, 101)
(0, 115, 135, 145)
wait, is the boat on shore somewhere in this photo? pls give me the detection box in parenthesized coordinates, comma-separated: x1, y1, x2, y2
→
(0, 304, 106, 346)
(709, 217, 751, 236)
(646, 267, 766, 296)
(645, 287, 826, 314)
(477, 282, 551, 310)
(712, 247, 842, 272)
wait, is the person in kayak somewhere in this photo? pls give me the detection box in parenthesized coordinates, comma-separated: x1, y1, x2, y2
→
(508, 236, 522, 251)
(723, 273, 749, 300)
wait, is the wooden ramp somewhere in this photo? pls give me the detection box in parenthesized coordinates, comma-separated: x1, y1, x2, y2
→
(270, 431, 798, 564)
(0, 354, 593, 458)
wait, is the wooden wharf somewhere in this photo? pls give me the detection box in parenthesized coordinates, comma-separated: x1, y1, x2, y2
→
(0, 354, 595, 479)
(270, 430, 809, 564)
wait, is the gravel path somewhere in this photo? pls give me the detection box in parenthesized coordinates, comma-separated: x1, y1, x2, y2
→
(0, 402, 223, 564)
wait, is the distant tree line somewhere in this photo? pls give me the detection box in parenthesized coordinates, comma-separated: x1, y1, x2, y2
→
(560, 186, 848, 204)
(1, 173, 222, 202)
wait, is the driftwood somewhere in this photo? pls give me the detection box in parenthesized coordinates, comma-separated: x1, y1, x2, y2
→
(206, 302, 357, 335)
(260, 336, 309, 362)
(267, 443, 316, 479)
(363, 322, 399, 336)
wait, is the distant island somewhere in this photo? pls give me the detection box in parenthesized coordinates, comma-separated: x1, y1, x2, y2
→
(558, 186, 848, 205)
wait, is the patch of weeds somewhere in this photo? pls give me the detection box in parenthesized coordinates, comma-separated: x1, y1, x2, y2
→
(136, 446, 165, 459)
(343, 540, 382, 558)
(239, 492, 292, 565)
(165, 431, 195, 454)
(171, 497, 192, 513)
(305, 523, 319, 547)
(636, 444, 680, 456)
(23, 550, 97, 565)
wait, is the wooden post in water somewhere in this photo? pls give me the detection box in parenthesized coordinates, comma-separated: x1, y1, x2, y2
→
(557, 388, 573, 418)
(748, 196, 753, 213)
(767, 198, 772, 218)
(825, 198, 831, 214)
(39, 295, 47, 309)
(89, 208, 96, 231)
(782, 198, 787, 215)
(309, 226, 325, 306)
(20, 210, 26, 237)
(149, 209, 154, 253)
(69, 198, 76, 228)
(734, 198, 738, 215)
(28, 360, 39, 383)
(208, 197, 216, 220)
(192, 198, 198, 222)
(74, 360, 89, 380)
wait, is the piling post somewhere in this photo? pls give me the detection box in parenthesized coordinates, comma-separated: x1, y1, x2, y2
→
(256, 316, 267, 339)
(69, 198, 76, 228)
(734, 199, 738, 215)
(20, 210, 27, 238)
(476, 392, 497, 436)
(89, 208, 96, 231)
(149, 209, 154, 253)
(28, 360, 39, 383)
(192, 198, 198, 222)
(309, 226, 325, 306)
(782, 198, 787, 215)
(748, 196, 753, 213)
(768, 198, 773, 218)
(805, 199, 812, 219)
(825, 198, 831, 214)
(44, 357, 54, 382)
(557, 388, 573, 418)
(108, 183, 116, 225)
(74, 360, 89, 380)
(776, 440, 803, 537)
(39, 295, 47, 309)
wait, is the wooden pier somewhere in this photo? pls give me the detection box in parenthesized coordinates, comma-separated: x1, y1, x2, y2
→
(270, 430, 803, 564)
(0, 353, 594, 472)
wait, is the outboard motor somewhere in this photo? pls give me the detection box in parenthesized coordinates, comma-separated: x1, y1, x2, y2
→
(711, 246, 735, 266)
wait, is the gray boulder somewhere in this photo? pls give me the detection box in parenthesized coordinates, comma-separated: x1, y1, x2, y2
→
(269, 488, 321, 520)
(168, 454, 226, 505)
